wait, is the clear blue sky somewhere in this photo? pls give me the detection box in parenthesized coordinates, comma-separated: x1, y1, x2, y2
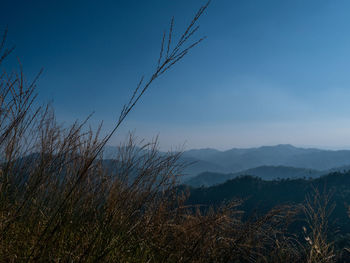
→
(2, 0, 350, 150)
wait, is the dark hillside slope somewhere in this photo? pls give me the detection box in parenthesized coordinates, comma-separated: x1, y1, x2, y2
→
(187, 172, 350, 235)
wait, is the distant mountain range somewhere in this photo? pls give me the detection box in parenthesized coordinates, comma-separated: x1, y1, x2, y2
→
(103, 144, 350, 185)
(182, 144, 350, 172)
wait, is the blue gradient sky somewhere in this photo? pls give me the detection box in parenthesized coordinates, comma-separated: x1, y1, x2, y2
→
(2, 0, 350, 150)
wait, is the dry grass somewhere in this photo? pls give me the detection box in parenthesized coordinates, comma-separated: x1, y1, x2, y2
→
(302, 190, 335, 263)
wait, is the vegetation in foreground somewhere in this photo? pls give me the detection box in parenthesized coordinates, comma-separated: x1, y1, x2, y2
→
(0, 2, 349, 262)
(187, 173, 350, 258)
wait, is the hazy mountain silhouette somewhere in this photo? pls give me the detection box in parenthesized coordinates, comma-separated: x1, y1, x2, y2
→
(185, 165, 324, 187)
(182, 144, 350, 173)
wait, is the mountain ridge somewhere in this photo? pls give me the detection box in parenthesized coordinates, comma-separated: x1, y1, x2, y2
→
(181, 144, 350, 175)
(185, 165, 326, 187)
(103, 144, 350, 180)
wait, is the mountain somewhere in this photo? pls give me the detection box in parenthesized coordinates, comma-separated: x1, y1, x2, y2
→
(181, 144, 350, 175)
(182, 148, 221, 161)
(178, 156, 228, 182)
(185, 165, 324, 187)
(103, 144, 350, 180)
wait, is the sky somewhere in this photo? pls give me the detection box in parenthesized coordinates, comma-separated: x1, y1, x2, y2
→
(2, 0, 350, 150)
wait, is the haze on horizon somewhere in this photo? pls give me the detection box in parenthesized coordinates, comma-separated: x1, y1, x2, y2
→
(2, 0, 350, 151)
